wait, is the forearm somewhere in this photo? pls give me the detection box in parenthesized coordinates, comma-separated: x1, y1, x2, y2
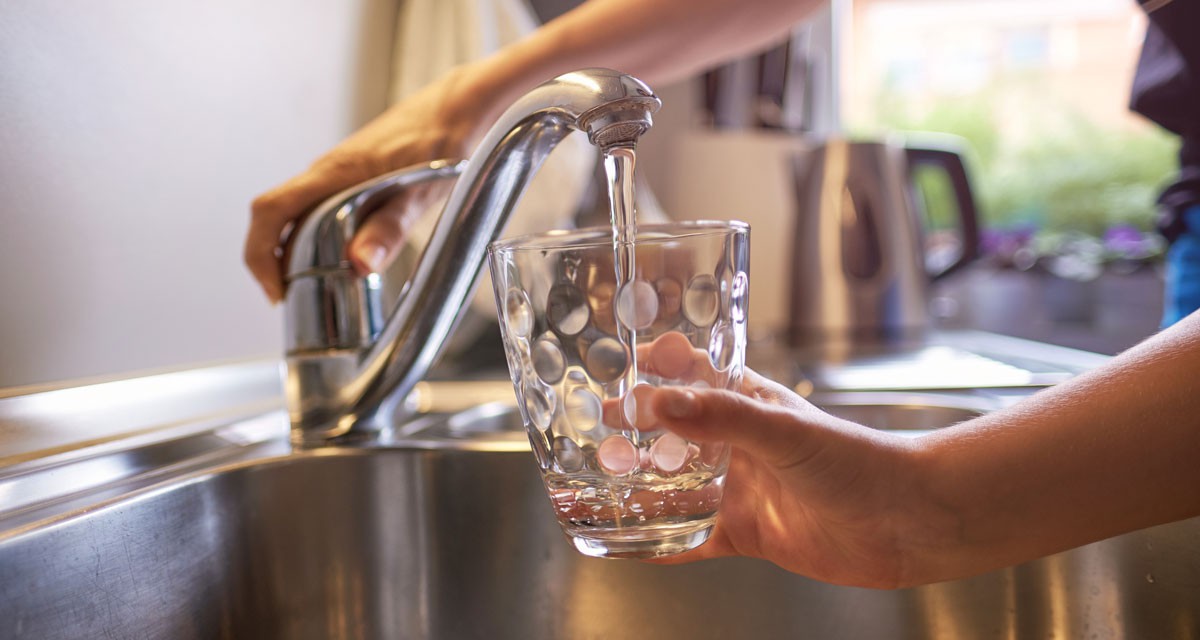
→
(912, 314, 1200, 583)
(460, 0, 823, 121)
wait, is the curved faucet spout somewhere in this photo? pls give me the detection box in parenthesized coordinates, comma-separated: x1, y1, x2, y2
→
(285, 69, 661, 445)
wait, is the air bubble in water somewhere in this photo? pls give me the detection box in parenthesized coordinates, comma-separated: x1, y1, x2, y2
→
(616, 279, 658, 330)
(585, 337, 628, 383)
(719, 269, 734, 315)
(708, 322, 736, 371)
(565, 387, 601, 432)
(553, 436, 585, 472)
(532, 335, 566, 384)
(504, 289, 534, 338)
(523, 383, 554, 429)
(655, 277, 683, 324)
(597, 434, 638, 475)
(651, 433, 690, 473)
(547, 283, 590, 336)
(730, 271, 749, 323)
(683, 274, 720, 326)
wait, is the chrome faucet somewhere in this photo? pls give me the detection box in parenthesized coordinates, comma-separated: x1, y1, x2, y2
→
(283, 69, 662, 446)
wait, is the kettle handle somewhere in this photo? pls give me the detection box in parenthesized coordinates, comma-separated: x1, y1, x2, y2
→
(905, 146, 980, 280)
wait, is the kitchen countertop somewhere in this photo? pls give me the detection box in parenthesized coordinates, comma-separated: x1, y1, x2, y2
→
(0, 329, 1108, 477)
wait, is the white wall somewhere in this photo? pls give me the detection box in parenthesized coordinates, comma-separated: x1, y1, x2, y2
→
(0, 0, 398, 387)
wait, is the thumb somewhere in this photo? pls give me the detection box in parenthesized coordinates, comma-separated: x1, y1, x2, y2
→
(651, 386, 826, 469)
(348, 197, 409, 276)
(348, 182, 449, 276)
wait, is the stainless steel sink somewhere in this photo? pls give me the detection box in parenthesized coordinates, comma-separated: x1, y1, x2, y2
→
(3, 391, 1199, 640)
(810, 391, 993, 435)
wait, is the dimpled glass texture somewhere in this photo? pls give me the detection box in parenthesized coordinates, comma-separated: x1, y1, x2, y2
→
(487, 221, 749, 558)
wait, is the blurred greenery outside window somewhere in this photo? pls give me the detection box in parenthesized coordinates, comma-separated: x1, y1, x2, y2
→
(846, 0, 1179, 279)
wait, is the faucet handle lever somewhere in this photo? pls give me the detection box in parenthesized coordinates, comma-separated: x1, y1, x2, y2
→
(284, 159, 467, 355)
(285, 159, 468, 279)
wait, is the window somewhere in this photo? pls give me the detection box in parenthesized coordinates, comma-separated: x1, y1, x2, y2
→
(845, 0, 1179, 352)
(848, 0, 1176, 258)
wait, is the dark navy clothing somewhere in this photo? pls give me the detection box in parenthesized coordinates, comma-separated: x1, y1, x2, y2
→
(1162, 205, 1200, 325)
(1131, 0, 1200, 242)
(1130, 0, 1200, 323)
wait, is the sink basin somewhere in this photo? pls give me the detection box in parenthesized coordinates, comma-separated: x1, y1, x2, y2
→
(3, 402, 1198, 640)
(809, 391, 993, 435)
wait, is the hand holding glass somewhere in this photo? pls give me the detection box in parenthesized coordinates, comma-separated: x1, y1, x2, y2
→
(487, 221, 749, 559)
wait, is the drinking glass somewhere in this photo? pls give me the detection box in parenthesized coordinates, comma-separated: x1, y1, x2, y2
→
(487, 221, 750, 558)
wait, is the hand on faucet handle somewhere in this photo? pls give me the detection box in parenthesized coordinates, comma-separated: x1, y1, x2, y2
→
(244, 65, 493, 303)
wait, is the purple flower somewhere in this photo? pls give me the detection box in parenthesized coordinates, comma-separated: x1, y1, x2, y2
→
(1103, 225, 1150, 256)
(980, 224, 1037, 256)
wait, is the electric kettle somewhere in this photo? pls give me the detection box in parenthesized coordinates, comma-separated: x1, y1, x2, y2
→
(788, 137, 979, 345)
